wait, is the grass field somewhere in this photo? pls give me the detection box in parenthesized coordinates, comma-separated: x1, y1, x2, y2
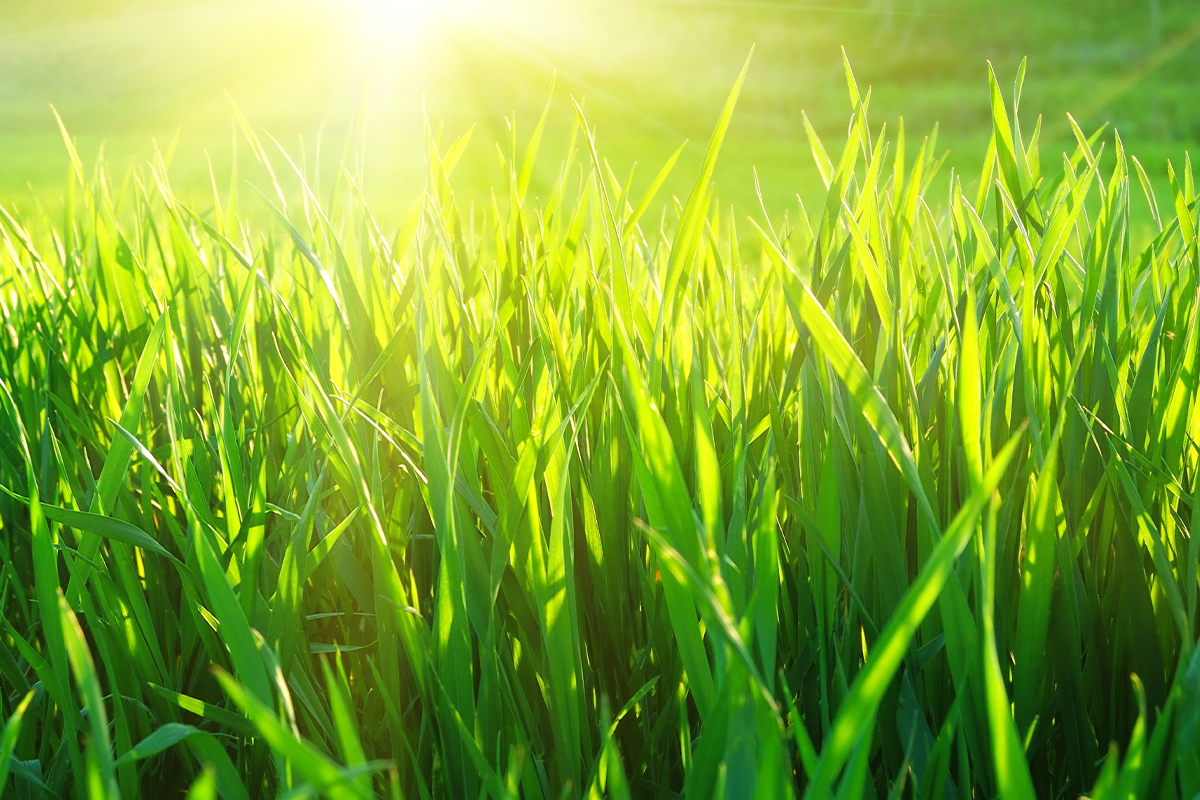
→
(3, 1, 1200, 799)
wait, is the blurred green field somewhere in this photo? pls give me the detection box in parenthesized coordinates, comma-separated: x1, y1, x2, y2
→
(2, 0, 1198, 225)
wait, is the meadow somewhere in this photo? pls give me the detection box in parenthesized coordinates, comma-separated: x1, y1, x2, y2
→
(3, 1, 1200, 798)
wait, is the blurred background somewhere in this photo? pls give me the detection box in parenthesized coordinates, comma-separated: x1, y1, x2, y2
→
(1, 0, 1197, 223)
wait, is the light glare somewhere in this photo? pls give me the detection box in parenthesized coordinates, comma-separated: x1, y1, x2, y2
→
(356, 0, 484, 31)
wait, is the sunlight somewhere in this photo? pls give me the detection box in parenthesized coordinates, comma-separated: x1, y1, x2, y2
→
(352, 0, 487, 37)
(358, 0, 438, 28)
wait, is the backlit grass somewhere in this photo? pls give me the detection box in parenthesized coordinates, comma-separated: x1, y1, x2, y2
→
(1, 56, 1199, 799)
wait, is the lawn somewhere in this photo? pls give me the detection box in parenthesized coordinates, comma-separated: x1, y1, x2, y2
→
(2, 1, 1200, 798)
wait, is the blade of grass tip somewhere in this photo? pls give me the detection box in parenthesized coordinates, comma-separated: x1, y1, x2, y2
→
(227, 93, 288, 211)
(1032, 154, 1100, 288)
(1064, 114, 1104, 173)
(1168, 159, 1197, 247)
(813, 107, 862, 274)
(176, 203, 253, 270)
(304, 505, 360, 580)
(517, 74, 555, 200)
(51, 106, 86, 187)
(623, 140, 687, 236)
(802, 111, 834, 190)
(661, 48, 753, 326)
(439, 126, 474, 178)
(249, 184, 350, 330)
(974, 132, 997, 212)
(842, 47, 873, 158)
(0, 689, 35, 792)
(1110, 676, 1149, 800)
(804, 431, 1024, 800)
(571, 98, 633, 342)
(1130, 156, 1163, 232)
(986, 61, 1027, 208)
(1135, 674, 1181, 800)
(609, 677, 660, 737)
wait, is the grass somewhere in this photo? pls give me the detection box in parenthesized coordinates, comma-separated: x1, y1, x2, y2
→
(2, 49, 1200, 799)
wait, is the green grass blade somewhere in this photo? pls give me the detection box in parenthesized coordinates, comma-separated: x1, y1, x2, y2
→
(798, 283, 940, 535)
(805, 432, 1024, 799)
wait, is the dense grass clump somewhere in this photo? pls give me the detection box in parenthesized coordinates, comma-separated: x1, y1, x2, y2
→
(2, 56, 1200, 799)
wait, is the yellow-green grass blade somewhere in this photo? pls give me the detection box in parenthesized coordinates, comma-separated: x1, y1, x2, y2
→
(215, 670, 371, 800)
(623, 141, 687, 237)
(661, 49, 753, 326)
(0, 690, 35, 797)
